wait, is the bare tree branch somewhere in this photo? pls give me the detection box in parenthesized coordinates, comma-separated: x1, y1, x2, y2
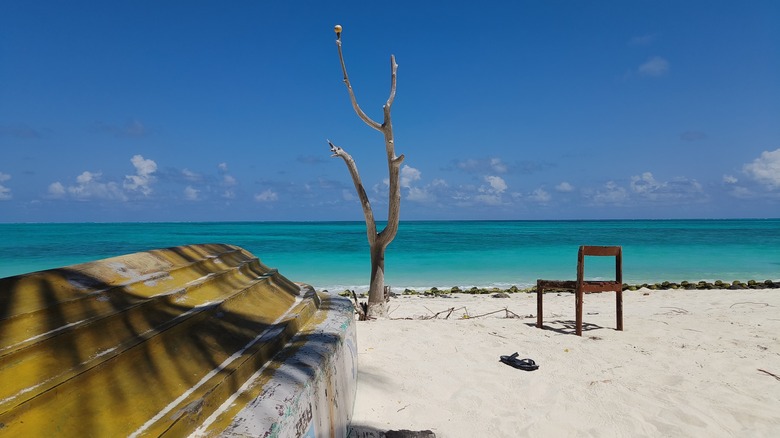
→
(328, 25, 404, 318)
(328, 140, 377, 244)
(385, 55, 398, 110)
(336, 39, 383, 132)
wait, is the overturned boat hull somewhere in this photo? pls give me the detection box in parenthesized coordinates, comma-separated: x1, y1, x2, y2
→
(0, 243, 356, 437)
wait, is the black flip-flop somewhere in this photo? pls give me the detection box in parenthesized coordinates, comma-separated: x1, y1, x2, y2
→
(499, 352, 539, 371)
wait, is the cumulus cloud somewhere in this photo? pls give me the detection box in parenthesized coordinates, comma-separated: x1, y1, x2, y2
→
(638, 56, 669, 76)
(48, 181, 65, 197)
(254, 189, 278, 202)
(743, 148, 780, 189)
(400, 165, 422, 188)
(223, 175, 237, 186)
(124, 155, 157, 195)
(184, 186, 199, 201)
(484, 176, 507, 193)
(217, 162, 239, 199)
(592, 181, 629, 204)
(489, 158, 507, 173)
(473, 175, 508, 205)
(723, 175, 738, 184)
(406, 187, 434, 202)
(0, 172, 11, 200)
(50, 171, 127, 201)
(182, 169, 201, 182)
(555, 182, 574, 192)
(630, 172, 703, 201)
(529, 188, 551, 203)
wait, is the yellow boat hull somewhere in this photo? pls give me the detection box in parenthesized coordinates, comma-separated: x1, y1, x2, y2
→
(0, 243, 356, 437)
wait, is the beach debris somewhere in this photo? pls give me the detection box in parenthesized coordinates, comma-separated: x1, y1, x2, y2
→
(492, 292, 510, 298)
(411, 306, 522, 320)
(729, 301, 773, 308)
(350, 290, 370, 321)
(757, 369, 780, 382)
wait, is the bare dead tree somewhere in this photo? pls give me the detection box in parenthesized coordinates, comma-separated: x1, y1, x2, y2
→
(328, 24, 404, 318)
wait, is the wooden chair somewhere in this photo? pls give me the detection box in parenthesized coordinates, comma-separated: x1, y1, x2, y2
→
(536, 246, 623, 336)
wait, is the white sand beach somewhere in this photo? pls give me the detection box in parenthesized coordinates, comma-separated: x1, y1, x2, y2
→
(349, 289, 780, 437)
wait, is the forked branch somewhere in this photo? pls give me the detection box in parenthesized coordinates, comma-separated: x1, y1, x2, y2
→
(336, 37, 383, 131)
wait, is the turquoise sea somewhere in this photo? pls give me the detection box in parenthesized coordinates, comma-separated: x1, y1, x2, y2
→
(1, 220, 778, 292)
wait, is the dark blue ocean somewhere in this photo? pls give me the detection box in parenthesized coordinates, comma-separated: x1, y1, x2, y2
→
(1, 220, 778, 292)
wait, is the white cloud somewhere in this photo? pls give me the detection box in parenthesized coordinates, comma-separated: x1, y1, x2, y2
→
(431, 179, 448, 188)
(0, 172, 11, 200)
(406, 187, 434, 202)
(218, 162, 228, 171)
(723, 175, 738, 184)
(184, 186, 199, 201)
(475, 193, 502, 205)
(123, 155, 157, 195)
(223, 175, 237, 186)
(484, 176, 507, 193)
(400, 165, 421, 188)
(254, 189, 278, 202)
(555, 181, 574, 192)
(48, 181, 65, 197)
(182, 169, 201, 182)
(743, 148, 780, 189)
(456, 158, 480, 172)
(593, 181, 629, 204)
(52, 171, 127, 201)
(490, 158, 507, 173)
(638, 56, 669, 76)
(529, 188, 551, 203)
(630, 172, 703, 201)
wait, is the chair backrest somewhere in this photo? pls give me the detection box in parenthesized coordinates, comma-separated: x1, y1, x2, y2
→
(577, 245, 622, 284)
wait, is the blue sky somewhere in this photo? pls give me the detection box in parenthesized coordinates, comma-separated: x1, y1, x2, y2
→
(1, 1, 778, 222)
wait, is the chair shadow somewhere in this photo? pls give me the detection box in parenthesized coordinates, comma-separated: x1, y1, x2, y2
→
(526, 320, 605, 335)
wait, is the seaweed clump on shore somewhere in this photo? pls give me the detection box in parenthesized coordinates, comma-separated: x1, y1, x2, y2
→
(334, 279, 780, 298)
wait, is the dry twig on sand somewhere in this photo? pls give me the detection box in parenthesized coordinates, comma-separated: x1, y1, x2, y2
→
(729, 302, 773, 308)
(757, 369, 780, 381)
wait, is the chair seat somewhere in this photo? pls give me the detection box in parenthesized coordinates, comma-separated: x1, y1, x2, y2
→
(580, 281, 622, 293)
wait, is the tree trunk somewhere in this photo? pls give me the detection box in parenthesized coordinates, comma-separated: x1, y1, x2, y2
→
(367, 241, 387, 317)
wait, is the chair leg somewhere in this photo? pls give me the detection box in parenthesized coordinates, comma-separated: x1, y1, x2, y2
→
(616, 289, 623, 331)
(536, 281, 543, 328)
(575, 287, 583, 336)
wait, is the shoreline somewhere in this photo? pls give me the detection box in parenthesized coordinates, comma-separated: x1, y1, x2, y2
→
(325, 279, 780, 296)
(349, 288, 780, 437)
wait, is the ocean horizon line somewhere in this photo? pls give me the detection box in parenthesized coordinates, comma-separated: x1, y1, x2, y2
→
(2, 217, 779, 226)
